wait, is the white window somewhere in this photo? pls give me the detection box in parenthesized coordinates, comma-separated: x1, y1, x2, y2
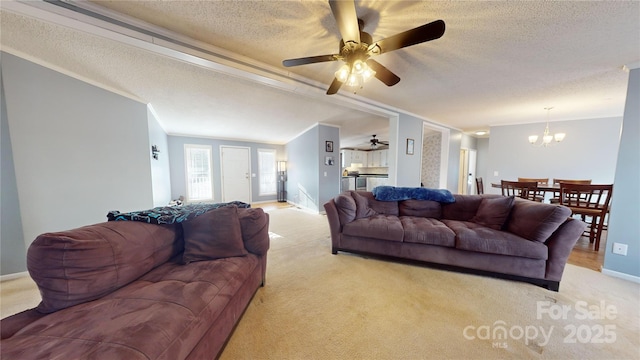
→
(258, 149, 277, 196)
(184, 144, 213, 202)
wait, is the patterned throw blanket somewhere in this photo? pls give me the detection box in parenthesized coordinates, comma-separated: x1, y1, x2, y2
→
(372, 186, 456, 203)
(107, 201, 250, 224)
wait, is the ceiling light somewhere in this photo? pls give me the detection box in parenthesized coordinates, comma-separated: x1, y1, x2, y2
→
(334, 59, 376, 92)
(529, 107, 565, 147)
(475, 131, 487, 136)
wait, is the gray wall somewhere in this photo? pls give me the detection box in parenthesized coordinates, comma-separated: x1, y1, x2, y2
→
(475, 137, 490, 189)
(148, 108, 172, 207)
(393, 113, 425, 187)
(167, 135, 284, 204)
(447, 129, 462, 192)
(485, 117, 622, 194)
(318, 124, 341, 210)
(1, 64, 26, 275)
(603, 68, 640, 278)
(286, 125, 320, 211)
(1, 53, 157, 274)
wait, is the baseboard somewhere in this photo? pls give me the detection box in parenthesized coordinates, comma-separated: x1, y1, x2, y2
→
(0, 271, 29, 282)
(601, 268, 640, 284)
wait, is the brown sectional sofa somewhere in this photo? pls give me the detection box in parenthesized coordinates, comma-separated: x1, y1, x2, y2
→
(1, 205, 269, 359)
(324, 191, 586, 291)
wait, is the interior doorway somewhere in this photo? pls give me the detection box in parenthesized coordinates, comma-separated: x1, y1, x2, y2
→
(220, 146, 251, 203)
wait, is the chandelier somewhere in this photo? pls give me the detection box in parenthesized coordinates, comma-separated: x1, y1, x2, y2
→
(528, 107, 566, 147)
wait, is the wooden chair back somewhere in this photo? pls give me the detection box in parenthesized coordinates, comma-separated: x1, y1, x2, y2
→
(559, 183, 613, 250)
(550, 179, 592, 203)
(501, 180, 540, 201)
(475, 177, 484, 194)
(518, 178, 548, 201)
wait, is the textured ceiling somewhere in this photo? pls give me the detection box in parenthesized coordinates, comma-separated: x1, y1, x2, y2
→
(1, 1, 639, 149)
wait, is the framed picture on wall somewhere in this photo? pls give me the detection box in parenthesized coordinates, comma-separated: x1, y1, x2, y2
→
(325, 141, 334, 152)
(406, 138, 415, 155)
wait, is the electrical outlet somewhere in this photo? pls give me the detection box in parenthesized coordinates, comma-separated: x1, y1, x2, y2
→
(494, 171, 499, 177)
(612, 242, 628, 256)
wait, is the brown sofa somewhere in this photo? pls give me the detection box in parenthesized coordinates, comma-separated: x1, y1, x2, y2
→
(0, 205, 269, 359)
(324, 191, 586, 291)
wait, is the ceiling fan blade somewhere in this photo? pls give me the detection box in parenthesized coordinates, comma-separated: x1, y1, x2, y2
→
(366, 59, 401, 86)
(326, 77, 344, 95)
(370, 19, 445, 55)
(282, 54, 338, 67)
(329, 0, 360, 44)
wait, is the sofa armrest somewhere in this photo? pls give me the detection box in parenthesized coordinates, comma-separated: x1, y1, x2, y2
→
(545, 217, 587, 281)
(1, 309, 45, 340)
(323, 200, 342, 253)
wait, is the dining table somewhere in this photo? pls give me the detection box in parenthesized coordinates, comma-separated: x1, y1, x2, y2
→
(490, 182, 560, 192)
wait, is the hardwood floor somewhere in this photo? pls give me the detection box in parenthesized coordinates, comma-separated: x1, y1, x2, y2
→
(567, 231, 606, 272)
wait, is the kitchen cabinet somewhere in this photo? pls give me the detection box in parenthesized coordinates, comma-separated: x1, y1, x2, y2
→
(341, 150, 368, 167)
(366, 149, 389, 167)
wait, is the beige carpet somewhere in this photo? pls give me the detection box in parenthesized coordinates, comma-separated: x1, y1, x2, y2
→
(2, 206, 639, 359)
(221, 207, 639, 359)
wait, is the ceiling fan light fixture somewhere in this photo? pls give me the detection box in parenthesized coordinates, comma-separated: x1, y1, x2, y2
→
(335, 64, 350, 83)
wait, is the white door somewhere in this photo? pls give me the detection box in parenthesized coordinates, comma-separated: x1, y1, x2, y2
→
(220, 146, 251, 203)
(458, 148, 477, 195)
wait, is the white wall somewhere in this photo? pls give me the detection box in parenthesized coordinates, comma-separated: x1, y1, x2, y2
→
(2, 53, 154, 250)
(485, 117, 622, 194)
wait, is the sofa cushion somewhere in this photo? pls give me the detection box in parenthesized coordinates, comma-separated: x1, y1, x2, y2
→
(470, 195, 515, 230)
(398, 200, 442, 218)
(342, 215, 404, 242)
(506, 199, 572, 243)
(400, 217, 455, 247)
(443, 220, 548, 260)
(182, 206, 248, 264)
(352, 191, 377, 219)
(353, 191, 399, 216)
(238, 208, 270, 255)
(27, 221, 181, 314)
(334, 193, 357, 223)
(2, 255, 259, 359)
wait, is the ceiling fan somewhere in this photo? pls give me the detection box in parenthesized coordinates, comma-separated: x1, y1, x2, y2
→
(282, 0, 445, 95)
(369, 134, 388, 149)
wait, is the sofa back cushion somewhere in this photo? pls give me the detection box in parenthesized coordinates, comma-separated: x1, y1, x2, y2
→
(352, 191, 399, 216)
(334, 193, 357, 223)
(506, 198, 572, 243)
(28, 221, 181, 313)
(441, 194, 489, 221)
(182, 206, 248, 264)
(399, 200, 442, 218)
(470, 196, 515, 230)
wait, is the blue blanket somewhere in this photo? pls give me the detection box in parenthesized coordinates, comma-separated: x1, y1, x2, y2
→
(372, 186, 455, 203)
(107, 201, 250, 224)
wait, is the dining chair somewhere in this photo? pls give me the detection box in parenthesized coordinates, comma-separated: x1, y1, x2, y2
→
(517, 177, 548, 202)
(501, 180, 541, 202)
(549, 178, 592, 204)
(559, 183, 613, 251)
(475, 177, 484, 194)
